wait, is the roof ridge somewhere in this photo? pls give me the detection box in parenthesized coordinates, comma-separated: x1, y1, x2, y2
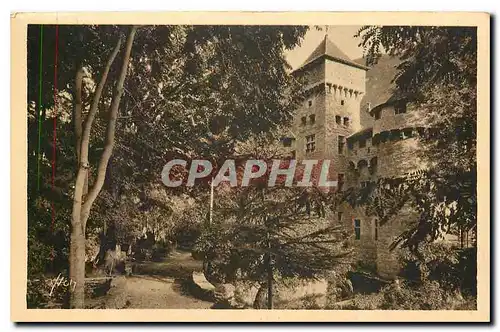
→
(296, 35, 368, 72)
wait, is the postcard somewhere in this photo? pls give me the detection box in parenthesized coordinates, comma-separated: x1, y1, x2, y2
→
(11, 11, 490, 322)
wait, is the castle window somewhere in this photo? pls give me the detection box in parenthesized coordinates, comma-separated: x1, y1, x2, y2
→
(282, 137, 293, 147)
(343, 117, 349, 127)
(357, 159, 368, 169)
(395, 102, 407, 114)
(338, 135, 345, 155)
(354, 219, 361, 240)
(338, 212, 343, 223)
(374, 219, 379, 241)
(338, 173, 345, 191)
(309, 114, 316, 125)
(390, 129, 402, 141)
(341, 100, 345, 106)
(305, 134, 316, 153)
(308, 100, 313, 108)
(359, 139, 366, 148)
(403, 128, 413, 139)
(301, 116, 307, 125)
(335, 115, 342, 125)
(369, 157, 378, 175)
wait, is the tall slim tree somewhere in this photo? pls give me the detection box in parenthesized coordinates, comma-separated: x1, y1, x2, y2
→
(69, 26, 137, 308)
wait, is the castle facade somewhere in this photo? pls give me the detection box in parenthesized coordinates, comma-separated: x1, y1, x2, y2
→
(286, 35, 430, 278)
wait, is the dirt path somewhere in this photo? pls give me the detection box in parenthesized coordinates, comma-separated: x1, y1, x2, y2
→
(122, 275, 213, 309)
(91, 251, 214, 309)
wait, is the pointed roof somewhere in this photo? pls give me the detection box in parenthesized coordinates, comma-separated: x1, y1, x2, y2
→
(295, 35, 369, 72)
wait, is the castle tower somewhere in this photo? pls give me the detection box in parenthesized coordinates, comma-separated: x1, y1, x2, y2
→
(291, 34, 368, 187)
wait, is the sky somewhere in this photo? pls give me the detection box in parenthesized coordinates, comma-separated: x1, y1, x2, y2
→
(285, 25, 364, 70)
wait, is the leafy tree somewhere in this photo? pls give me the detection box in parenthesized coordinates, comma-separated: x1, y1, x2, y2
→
(194, 131, 352, 309)
(27, 25, 309, 308)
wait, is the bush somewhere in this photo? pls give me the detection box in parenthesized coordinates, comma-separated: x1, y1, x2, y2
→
(340, 280, 474, 310)
(381, 280, 468, 310)
(399, 243, 477, 295)
(343, 292, 384, 310)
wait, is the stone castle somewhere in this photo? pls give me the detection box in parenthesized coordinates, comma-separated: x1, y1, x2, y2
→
(284, 35, 432, 279)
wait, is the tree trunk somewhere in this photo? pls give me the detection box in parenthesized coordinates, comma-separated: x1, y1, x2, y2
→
(69, 27, 137, 308)
(266, 227, 273, 309)
(266, 251, 273, 309)
(69, 219, 86, 308)
(253, 282, 267, 309)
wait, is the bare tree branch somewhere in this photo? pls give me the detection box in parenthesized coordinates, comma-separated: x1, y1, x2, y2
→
(72, 35, 122, 235)
(82, 26, 138, 229)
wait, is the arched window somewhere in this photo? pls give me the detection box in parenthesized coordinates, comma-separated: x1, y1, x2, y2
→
(357, 159, 368, 169)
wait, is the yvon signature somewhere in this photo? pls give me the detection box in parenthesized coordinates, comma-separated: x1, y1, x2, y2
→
(48, 273, 77, 296)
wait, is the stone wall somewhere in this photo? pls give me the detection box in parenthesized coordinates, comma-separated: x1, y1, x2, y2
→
(293, 88, 327, 160)
(337, 202, 377, 266)
(288, 47, 432, 281)
(372, 104, 427, 135)
(376, 138, 425, 179)
(233, 278, 328, 309)
(325, 59, 366, 96)
(375, 203, 418, 279)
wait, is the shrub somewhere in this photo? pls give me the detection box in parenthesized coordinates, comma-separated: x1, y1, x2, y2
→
(339, 280, 472, 310)
(399, 243, 477, 295)
(380, 280, 467, 310)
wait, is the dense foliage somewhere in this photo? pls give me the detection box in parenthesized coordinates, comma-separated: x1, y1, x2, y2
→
(27, 24, 309, 307)
(193, 132, 352, 308)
